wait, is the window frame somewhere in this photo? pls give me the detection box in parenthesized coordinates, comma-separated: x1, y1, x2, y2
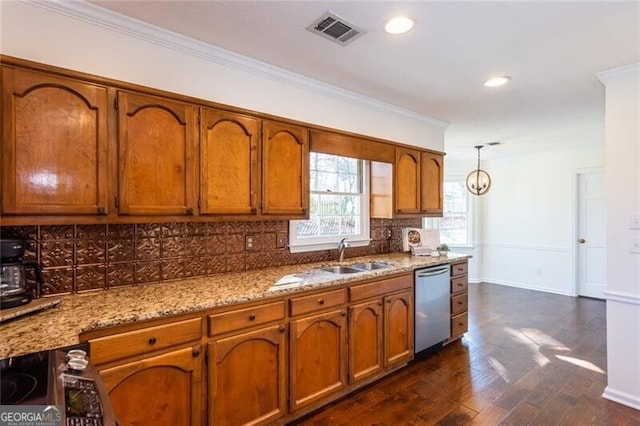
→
(424, 177, 473, 248)
(289, 154, 371, 253)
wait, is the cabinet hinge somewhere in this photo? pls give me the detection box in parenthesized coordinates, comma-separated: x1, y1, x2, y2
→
(114, 97, 119, 110)
(114, 195, 119, 208)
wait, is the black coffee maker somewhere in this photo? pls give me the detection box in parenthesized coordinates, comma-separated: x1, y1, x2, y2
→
(0, 239, 44, 309)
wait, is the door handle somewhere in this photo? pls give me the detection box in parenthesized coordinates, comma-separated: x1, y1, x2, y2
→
(579, 238, 586, 244)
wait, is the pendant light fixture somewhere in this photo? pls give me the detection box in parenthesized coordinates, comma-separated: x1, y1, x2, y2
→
(466, 145, 492, 195)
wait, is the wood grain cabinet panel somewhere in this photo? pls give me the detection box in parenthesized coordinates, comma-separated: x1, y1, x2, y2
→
(100, 345, 203, 426)
(384, 290, 413, 367)
(1, 66, 109, 215)
(394, 148, 421, 215)
(289, 308, 348, 411)
(117, 90, 197, 216)
(348, 300, 383, 384)
(420, 152, 444, 215)
(261, 120, 309, 217)
(208, 324, 287, 426)
(448, 260, 469, 342)
(199, 108, 258, 216)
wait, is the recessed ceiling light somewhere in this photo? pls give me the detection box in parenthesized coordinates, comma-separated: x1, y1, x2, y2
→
(384, 16, 415, 35)
(484, 76, 511, 87)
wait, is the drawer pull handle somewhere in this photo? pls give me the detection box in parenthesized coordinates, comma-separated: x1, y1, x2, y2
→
(148, 337, 157, 345)
(458, 322, 464, 326)
(458, 301, 464, 305)
(457, 283, 464, 287)
(192, 349, 200, 358)
(318, 299, 325, 305)
(249, 314, 256, 321)
(279, 325, 286, 333)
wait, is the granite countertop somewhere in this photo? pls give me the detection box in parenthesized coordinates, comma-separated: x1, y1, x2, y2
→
(0, 252, 470, 359)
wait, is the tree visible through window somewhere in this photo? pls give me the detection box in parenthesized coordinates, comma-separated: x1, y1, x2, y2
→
(290, 153, 370, 252)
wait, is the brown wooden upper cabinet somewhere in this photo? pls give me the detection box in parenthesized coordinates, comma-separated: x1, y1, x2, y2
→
(199, 108, 258, 216)
(420, 151, 444, 215)
(394, 148, 421, 215)
(261, 120, 309, 217)
(1, 66, 109, 216)
(116, 91, 197, 216)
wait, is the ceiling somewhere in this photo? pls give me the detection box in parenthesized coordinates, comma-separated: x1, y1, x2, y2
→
(89, 1, 639, 159)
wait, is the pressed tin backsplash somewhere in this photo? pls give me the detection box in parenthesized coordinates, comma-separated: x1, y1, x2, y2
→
(0, 218, 421, 295)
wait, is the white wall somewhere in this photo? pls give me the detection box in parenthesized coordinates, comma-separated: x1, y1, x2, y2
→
(0, 1, 445, 150)
(445, 146, 605, 295)
(598, 63, 640, 410)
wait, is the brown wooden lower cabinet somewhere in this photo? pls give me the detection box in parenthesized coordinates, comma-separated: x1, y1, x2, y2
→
(289, 308, 348, 412)
(349, 300, 384, 384)
(208, 324, 287, 426)
(86, 270, 429, 425)
(384, 290, 414, 367)
(99, 345, 203, 426)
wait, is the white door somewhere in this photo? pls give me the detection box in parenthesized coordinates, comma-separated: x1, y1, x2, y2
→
(578, 171, 606, 299)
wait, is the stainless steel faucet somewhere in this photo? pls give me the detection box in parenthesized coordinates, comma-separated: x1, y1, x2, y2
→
(337, 238, 350, 262)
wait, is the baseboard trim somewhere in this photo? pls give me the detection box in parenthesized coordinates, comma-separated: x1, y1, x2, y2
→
(603, 387, 640, 410)
(478, 279, 573, 297)
(604, 290, 640, 306)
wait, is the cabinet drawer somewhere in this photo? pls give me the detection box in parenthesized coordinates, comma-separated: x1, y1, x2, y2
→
(290, 288, 347, 317)
(451, 292, 468, 315)
(349, 274, 412, 302)
(451, 276, 468, 294)
(451, 313, 468, 337)
(450, 261, 468, 278)
(90, 317, 202, 365)
(209, 301, 286, 336)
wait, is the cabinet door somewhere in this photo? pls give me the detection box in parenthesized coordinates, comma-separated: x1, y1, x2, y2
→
(200, 108, 258, 215)
(394, 148, 421, 214)
(384, 290, 414, 367)
(117, 91, 197, 216)
(420, 152, 444, 215)
(1, 66, 109, 215)
(348, 300, 383, 384)
(208, 324, 287, 426)
(261, 120, 309, 216)
(100, 345, 202, 426)
(290, 309, 347, 411)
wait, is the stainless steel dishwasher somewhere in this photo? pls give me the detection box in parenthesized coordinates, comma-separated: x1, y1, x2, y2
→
(414, 264, 451, 353)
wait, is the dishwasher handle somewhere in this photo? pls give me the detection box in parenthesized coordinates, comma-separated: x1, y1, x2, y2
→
(416, 267, 450, 278)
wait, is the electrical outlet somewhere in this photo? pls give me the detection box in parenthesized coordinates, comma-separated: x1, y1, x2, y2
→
(631, 214, 640, 229)
(630, 238, 640, 254)
(245, 235, 255, 251)
(276, 231, 288, 249)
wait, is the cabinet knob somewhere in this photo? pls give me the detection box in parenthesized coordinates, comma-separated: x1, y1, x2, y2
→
(186, 207, 194, 216)
(340, 310, 347, 316)
(97, 206, 106, 215)
(317, 299, 325, 305)
(377, 301, 383, 306)
(279, 325, 286, 333)
(192, 349, 200, 358)
(248, 314, 256, 321)
(148, 337, 157, 345)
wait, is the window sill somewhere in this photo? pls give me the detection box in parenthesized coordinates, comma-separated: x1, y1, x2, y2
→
(288, 238, 371, 254)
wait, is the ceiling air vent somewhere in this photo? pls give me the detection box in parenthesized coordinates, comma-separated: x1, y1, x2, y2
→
(306, 11, 365, 46)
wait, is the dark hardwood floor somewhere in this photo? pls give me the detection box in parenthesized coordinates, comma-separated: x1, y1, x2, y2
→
(294, 283, 640, 425)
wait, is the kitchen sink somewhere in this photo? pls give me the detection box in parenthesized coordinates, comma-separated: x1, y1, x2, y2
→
(318, 266, 363, 274)
(350, 262, 392, 271)
(318, 262, 393, 274)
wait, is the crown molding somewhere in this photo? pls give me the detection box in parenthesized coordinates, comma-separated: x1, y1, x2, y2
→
(596, 62, 640, 85)
(22, 0, 449, 129)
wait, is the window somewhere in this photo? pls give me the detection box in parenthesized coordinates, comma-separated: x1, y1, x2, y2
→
(290, 153, 370, 252)
(424, 180, 472, 246)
